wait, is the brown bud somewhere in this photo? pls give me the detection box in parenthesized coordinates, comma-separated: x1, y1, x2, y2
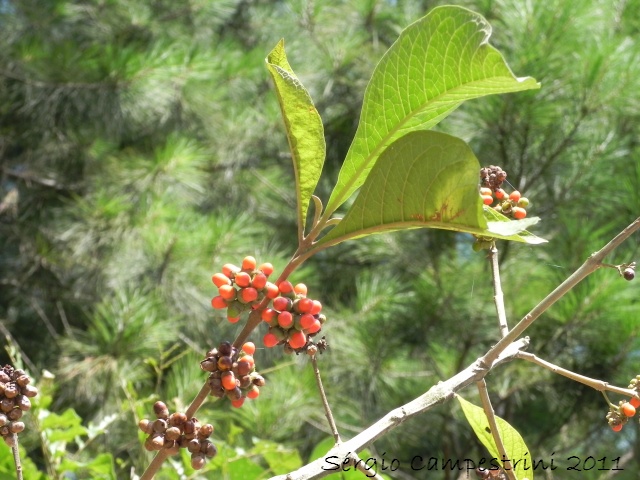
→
(164, 440, 181, 456)
(0, 398, 15, 413)
(236, 360, 252, 376)
(12, 370, 26, 380)
(169, 412, 187, 427)
(9, 422, 24, 434)
(150, 433, 165, 449)
(218, 341, 233, 357)
(7, 408, 23, 421)
(187, 438, 201, 453)
(226, 386, 242, 401)
(0, 372, 10, 383)
(138, 419, 153, 434)
(206, 348, 218, 358)
(144, 436, 156, 451)
(152, 419, 167, 433)
(0, 414, 7, 427)
(200, 359, 218, 372)
(251, 374, 266, 387)
(191, 452, 206, 470)
(239, 375, 252, 389)
(183, 419, 196, 435)
(165, 426, 181, 441)
(209, 386, 225, 398)
(3, 384, 18, 399)
(217, 356, 233, 371)
(153, 401, 169, 419)
(22, 385, 38, 398)
(198, 423, 214, 438)
(0, 426, 8, 436)
(16, 395, 30, 411)
(203, 441, 218, 458)
(16, 375, 30, 388)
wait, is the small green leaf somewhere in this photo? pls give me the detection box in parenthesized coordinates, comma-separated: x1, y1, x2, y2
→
(251, 440, 303, 474)
(457, 395, 534, 480)
(326, 5, 540, 214)
(317, 131, 487, 246)
(266, 39, 326, 237)
(483, 207, 547, 244)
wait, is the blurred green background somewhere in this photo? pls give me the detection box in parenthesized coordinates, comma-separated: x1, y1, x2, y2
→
(0, 0, 639, 478)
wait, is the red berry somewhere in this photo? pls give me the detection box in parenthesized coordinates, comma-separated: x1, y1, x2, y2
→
(288, 331, 307, 349)
(509, 190, 521, 202)
(480, 187, 492, 196)
(263, 332, 279, 348)
(241, 355, 255, 368)
(240, 287, 258, 303)
(242, 342, 256, 355)
(259, 263, 274, 276)
(251, 273, 267, 290)
(278, 281, 294, 294)
(231, 397, 245, 408)
(261, 308, 276, 323)
(212, 273, 231, 287)
(296, 298, 313, 313)
(304, 319, 322, 334)
(222, 264, 240, 278)
(211, 296, 228, 309)
(273, 296, 291, 312)
(265, 282, 279, 299)
(278, 311, 293, 329)
(621, 402, 636, 417)
(512, 207, 527, 219)
(482, 195, 493, 205)
(218, 284, 236, 300)
(242, 256, 257, 271)
(221, 372, 237, 391)
(293, 283, 308, 296)
(246, 386, 260, 399)
(495, 188, 506, 199)
(630, 397, 640, 408)
(611, 423, 623, 432)
(227, 316, 240, 323)
(299, 313, 316, 330)
(310, 300, 322, 315)
(235, 272, 251, 288)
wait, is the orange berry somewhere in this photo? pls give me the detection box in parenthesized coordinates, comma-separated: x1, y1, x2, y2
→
(242, 342, 256, 355)
(480, 187, 492, 196)
(251, 273, 267, 290)
(509, 190, 521, 202)
(495, 188, 506, 199)
(310, 300, 322, 315)
(278, 281, 294, 294)
(242, 256, 257, 271)
(621, 402, 636, 417)
(221, 372, 237, 390)
(296, 298, 313, 313)
(240, 355, 254, 368)
(212, 273, 231, 287)
(235, 272, 251, 288)
(273, 297, 291, 312)
(222, 263, 240, 278)
(240, 287, 258, 303)
(211, 296, 228, 309)
(512, 207, 527, 219)
(261, 308, 276, 322)
(482, 195, 493, 205)
(259, 263, 274, 276)
(265, 282, 279, 299)
(246, 386, 260, 399)
(263, 332, 279, 348)
(630, 397, 640, 409)
(300, 313, 316, 330)
(611, 423, 623, 432)
(304, 319, 322, 334)
(278, 311, 293, 329)
(227, 316, 240, 323)
(288, 331, 307, 349)
(293, 283, 308, 296)
(218, 284, 236, 300)
(231, 397, 245, 408)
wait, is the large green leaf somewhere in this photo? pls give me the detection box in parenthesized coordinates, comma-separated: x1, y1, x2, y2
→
(266, 39, 326, 237)
(325, 5, 540, 214)
(316, 131, 545, 247)
(457, 395, 533, 480)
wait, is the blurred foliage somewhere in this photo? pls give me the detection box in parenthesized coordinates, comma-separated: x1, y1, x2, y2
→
(0, 0, 639, 478)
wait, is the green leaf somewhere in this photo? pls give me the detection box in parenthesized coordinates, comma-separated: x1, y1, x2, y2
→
(326, 5, 540, 214)
(318, 131, 544, 247)
(483, 207, 547, 244)
(251, 440, 302, 474)
(266, 39, 326, 237)
(457, 395, 534, 480)
(41, 408, 88, 444)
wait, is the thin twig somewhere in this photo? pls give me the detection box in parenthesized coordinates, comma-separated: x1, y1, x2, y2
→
(482, 216, 640, 368)
(476, 380, 517, 480)
(11, 434, 23, 480)
(517, 351, 639, 399)
(311, 355, 340, 443)
(488, 243, 509, 337)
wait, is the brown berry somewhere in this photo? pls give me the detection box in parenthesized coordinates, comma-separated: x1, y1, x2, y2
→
(623, 268, 635, 281)
(153, 401, 169, 419)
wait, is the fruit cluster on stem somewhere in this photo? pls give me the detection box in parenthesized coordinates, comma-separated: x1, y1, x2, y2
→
(606, 375, 640, 432)
(479, 165, 530, 220)
(138, 401, 217, 469)
(0, 365, 37, 447)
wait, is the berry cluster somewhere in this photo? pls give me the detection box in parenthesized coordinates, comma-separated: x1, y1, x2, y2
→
(211, 256, 278, 323)
(138, 401, 217, 469)
(480, 187, 529, 220)
(261, 282, 326, 352)
(0, 365, 38, 447)
(202, 341, 265, 408)
(607, 376, 640, 432)
(475, 468, 508, 479)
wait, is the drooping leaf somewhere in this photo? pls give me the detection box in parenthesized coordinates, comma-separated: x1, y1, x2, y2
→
(457, 395, 534, 480)
(316, 131, 544, 247)
(326, 5, 540, 214)
(266, 39, 326, 238)
(483, 207, 547, 244)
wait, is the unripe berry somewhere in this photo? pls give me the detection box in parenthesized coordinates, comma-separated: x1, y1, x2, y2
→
(509, 190, 521, 202)
(621, 402, 636, 417)
(9, 422, 25, 434)
(242, 256, 257, 271)
(236, 360, 252, 376)
(3, 384, 17, 399)
(198, 423, 214, 438)
(153, 419, 168, 433)
(188, 438, 202, 453)
(16, 395, 30, 411)
(212, 273, 231, 287)
(165, 426, 181, 441)
(259, 263, 274, 276)
(288, 331, 307, 349)
(203, 441, 218, 458)
(517, 197, 530, 207)
(480, 187, 492, 196)
(153, 401, 169, 419)
(191, 452, 206, 470)
(293, 283, 308, 296)
(169, 412, 187, 427)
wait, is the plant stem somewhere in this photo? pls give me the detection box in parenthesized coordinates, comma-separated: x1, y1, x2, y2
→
(139, 450, 169, 480)
(488, 243, 509, 337)
(517, 351, 638, 398)
(311, 355, 341, 443)
(482, 216, 640, 367)
(476, 380, 516, 480)
(11, 434, 23, 480)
